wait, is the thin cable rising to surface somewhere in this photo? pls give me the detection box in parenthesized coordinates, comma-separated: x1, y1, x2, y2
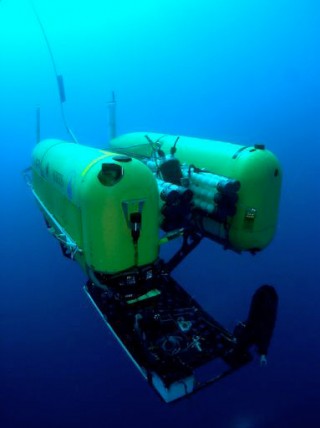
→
(30, 0, 79, 144)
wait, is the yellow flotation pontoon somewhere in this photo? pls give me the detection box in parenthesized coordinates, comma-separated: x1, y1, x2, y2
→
(110, 132, 282, 252)
(31, 139, 159, 277)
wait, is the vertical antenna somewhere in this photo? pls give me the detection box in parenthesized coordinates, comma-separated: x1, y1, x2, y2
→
(108, 91, 117, 141)
(36, 106, 41, 143)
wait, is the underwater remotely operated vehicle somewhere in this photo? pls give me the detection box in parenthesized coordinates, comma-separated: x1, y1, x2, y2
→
(25, 127, 281, 402)
(23, 3, 281, 402)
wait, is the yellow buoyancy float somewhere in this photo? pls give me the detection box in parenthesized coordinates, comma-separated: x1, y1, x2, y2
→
(31, 139, 160, 275)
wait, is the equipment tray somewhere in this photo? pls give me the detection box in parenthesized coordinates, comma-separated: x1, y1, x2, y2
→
(85, 273, 251, 402)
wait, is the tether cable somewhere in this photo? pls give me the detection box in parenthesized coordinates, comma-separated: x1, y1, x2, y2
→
(30, 1, 79, 144)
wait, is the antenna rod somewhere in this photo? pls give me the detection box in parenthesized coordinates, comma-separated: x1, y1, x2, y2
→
(108, 91, 117, 141)
(36, 106, 41, 143)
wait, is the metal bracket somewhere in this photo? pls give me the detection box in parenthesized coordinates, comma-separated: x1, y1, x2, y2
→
(165, 231, 203, 273)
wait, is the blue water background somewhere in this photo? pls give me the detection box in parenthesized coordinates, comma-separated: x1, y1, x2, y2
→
(1, 0, 319, 427)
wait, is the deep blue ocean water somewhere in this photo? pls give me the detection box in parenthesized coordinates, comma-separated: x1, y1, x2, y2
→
(1, 0, 319, 427)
